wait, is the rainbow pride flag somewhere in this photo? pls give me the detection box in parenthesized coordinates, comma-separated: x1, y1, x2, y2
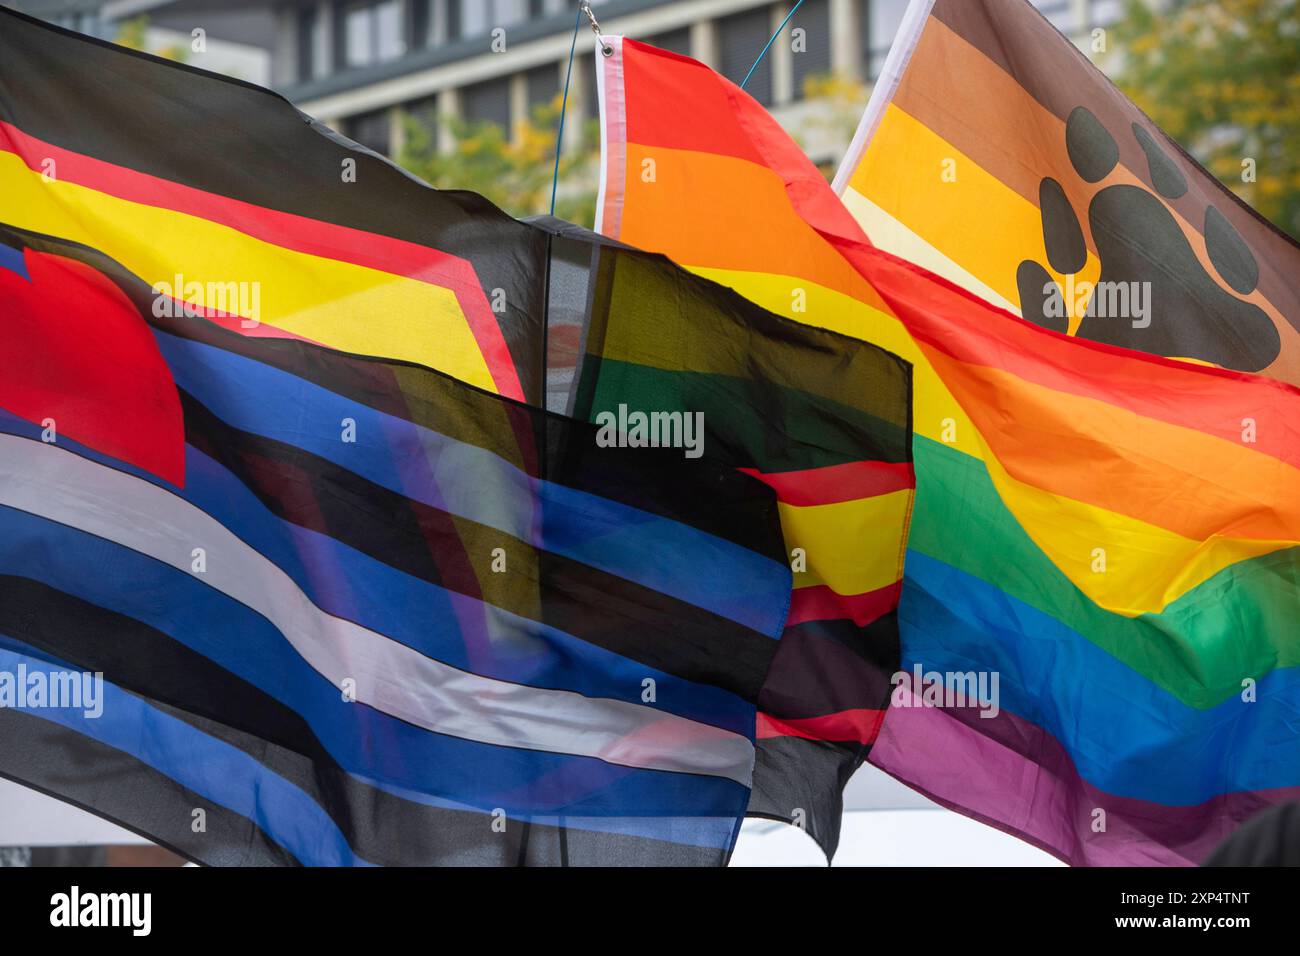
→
(596, 35, 1300, 865)
(597, 40, 918, 854)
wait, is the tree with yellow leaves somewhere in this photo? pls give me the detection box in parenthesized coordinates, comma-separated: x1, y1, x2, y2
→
(1112, 0, 1300, 239)
(114, 16, 188, 62)
(397, 98, 598, 225)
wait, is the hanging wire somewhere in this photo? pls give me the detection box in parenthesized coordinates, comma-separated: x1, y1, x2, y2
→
(551, 3, 611, 216)
(549, 4, 584, 216)
(741, 0, 806, 90)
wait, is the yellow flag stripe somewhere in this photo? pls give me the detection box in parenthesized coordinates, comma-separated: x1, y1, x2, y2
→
(683, 265, 1293, 616)
(850, 103, 1101, 330)
(783, 490, 913, 596)
(0, 151, 497, 391)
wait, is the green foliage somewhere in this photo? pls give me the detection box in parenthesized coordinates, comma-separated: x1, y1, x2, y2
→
(397, 97, 599, 224)
(1110, 0, 1300, 239)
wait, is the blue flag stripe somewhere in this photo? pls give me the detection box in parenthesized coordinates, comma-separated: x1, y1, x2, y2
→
(0, 503, 751, 833)
(0, 644, 371, 865)
(902, 552, 1300, 804)
(0, 416, 754, 736)
(154, 330, 790, 636)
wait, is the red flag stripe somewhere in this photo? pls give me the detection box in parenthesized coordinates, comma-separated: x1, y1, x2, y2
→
(757, 708, 886, 745)
(0, 120, 525, 401)
(740, 460, 914, 506)
(787, 582, 903, 628)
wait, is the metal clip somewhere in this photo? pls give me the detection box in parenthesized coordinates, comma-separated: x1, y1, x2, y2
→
(579, 1, 613, 56)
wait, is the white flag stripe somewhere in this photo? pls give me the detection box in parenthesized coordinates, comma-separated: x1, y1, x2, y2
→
(841, 187, 1020, 313)
(831, 0, 937, 195)
(0, 433, 754, 786)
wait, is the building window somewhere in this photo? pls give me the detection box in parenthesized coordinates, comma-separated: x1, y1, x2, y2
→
(445, 0, 459, 40)
(1088, 0, 1124, 27)
(56, 10, 102, 37)
(344, 0, 405, 69)
(645, 27, 691, 57)
(1036, 0, 1075, 34)
(791, 0, 831, 99)
(462, 75, 512, 130)
(719, 6, 774, 107)
(458, 0, 489, 36)
(403, 94, 440, 148)
(526, 63, 561, 124)
(451, 0, 526, 40)
(346, 109, 392, 155)
(297, 6, 318, 81)
(863, 0, 908, 79)
(408, 0, 429, 50)
(584, 53, 599, 122)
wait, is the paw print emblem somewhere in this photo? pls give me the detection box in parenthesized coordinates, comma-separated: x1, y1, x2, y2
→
(1016, 106, 1279, 373)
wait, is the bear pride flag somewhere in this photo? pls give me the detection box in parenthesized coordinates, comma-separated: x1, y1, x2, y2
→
(596, 33, 1300, 865)
(834, 0, 1300, 381)
(0, 9, 913, 865)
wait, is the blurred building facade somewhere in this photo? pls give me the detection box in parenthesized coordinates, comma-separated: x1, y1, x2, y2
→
(7, 0, 1124, 163)
(7, 0, 278, 84)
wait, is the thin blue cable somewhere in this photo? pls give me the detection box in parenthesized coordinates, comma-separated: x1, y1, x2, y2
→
(550, 4, 583, 216)
(741, 0, 806, 90)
